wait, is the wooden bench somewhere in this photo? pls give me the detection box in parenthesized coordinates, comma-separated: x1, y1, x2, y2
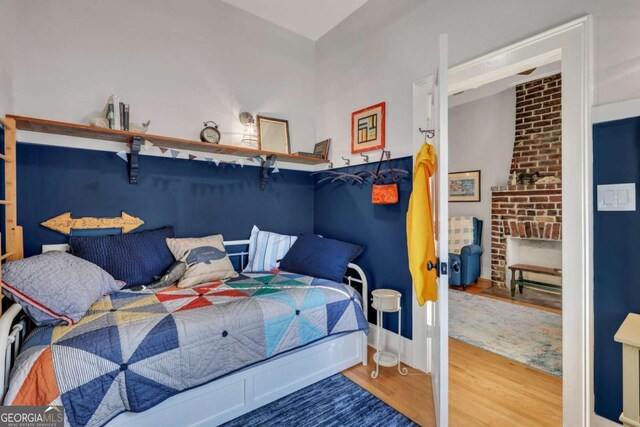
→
(508, 263, 562, 298)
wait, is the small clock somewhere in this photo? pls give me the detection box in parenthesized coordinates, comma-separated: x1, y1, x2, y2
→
(200, 121, 221, 144)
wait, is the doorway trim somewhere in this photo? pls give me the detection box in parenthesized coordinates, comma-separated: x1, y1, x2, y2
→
(412, 16, 593, 426)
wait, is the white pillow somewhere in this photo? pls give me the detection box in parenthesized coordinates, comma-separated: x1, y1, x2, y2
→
(244, 226, 297, 272)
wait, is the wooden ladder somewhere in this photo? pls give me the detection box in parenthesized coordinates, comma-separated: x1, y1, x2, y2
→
(0, 117, 24, 316)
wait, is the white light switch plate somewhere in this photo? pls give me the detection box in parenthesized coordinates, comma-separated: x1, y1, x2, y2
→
(597, 183, 636, 211)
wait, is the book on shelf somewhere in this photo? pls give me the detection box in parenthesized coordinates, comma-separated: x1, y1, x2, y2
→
(294, 151, 324, 159)
(119, 102, 125, 130)
(105, 95, 131, 131)
(123, 104, 130, 131)
(106, 103, 115, 130)
(107, 95, 121, 130)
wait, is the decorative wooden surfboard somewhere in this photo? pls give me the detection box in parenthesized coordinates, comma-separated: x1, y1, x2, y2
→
(41, 212, 145, 235)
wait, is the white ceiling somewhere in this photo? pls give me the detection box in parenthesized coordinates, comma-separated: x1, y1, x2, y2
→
(450, 62, 562, 108)
(220, 0, 369, 41)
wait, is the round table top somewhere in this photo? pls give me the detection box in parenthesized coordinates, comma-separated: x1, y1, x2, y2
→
(372, 289, 401, 299)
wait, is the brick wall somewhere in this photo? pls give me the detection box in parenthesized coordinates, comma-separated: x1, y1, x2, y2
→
(490, 183, 562, 287)
(511, 73, 562, 178)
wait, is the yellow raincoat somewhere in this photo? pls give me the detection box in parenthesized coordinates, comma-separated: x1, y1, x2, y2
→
(407, 143, 438, 305)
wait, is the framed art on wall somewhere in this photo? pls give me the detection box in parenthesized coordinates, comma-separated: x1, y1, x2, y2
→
(351, 102, 385, 154)
(448, 170, 481, 202)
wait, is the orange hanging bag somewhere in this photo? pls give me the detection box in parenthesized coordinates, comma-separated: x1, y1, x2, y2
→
(371, 151, 399, 205)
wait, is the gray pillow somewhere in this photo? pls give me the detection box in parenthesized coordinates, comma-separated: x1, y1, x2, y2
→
(2, 251, 123, 326)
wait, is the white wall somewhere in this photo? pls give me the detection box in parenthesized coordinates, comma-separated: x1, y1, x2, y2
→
(11, 0, 316, 152)
(315, 0, 640, 165)
(0, 0, 16, 117)
(449, 88, 515, 279)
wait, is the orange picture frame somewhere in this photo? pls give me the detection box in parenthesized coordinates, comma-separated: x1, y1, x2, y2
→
(351, 102, 385, 154)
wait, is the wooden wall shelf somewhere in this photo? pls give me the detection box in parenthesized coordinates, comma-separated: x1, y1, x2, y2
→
(7, 115, 329, 166)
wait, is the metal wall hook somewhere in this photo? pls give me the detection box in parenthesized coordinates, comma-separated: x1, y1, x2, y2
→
(419, 127, 436, 141)
(360, 153, 369, 163)
(341, 157, 351, 166)
(328, 162, 334, 169)
(384, 150, 391, 161)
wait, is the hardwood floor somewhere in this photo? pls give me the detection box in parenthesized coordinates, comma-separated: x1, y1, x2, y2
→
(343, 283, 563, 426)
(449, 338, 562, 426)
(342, 347, 434, 426)
(343, 341, 562, 426)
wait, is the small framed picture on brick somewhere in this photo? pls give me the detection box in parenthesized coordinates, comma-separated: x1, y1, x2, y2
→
(449, 170, 481, 202)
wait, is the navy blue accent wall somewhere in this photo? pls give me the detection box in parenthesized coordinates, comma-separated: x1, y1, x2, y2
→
(593, 117, 640, 422)
(16, 143, 315, 257)
(313, 157, 413, 339)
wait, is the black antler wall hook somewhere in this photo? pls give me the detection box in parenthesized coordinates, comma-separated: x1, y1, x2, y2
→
(419, 128, 436, 140)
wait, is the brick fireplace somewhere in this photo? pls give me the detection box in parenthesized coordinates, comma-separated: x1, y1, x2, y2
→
(490, 73, 562, 288)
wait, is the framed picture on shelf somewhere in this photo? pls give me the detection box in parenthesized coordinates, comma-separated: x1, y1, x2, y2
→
(314, 139, 331, 159)
(257, 116, 290, 154)
(449, 170, 481, 202)
(351, 102, 385, 154)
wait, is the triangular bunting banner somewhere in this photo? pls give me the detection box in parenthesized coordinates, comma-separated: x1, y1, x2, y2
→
(272, 164, 279, 174)
(213, 159, 220, 167)
(159, 147, 168, 154)
(188, 154, 197, 161)
(170, 150, 180, 159)
(144, 140, 153, 149)
(238, 159, 245, 168)
(116, 151, 128, 163)
(205, 157, 213, 165)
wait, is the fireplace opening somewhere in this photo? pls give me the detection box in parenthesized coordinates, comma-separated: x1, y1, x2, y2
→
(506, 237, 562, 288)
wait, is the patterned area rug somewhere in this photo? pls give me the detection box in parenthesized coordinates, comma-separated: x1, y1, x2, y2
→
(222, 374, 417, 427)
(449, 289, 562, 376)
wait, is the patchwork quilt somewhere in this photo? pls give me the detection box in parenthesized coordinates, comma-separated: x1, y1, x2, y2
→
(4, 272, 368, 427)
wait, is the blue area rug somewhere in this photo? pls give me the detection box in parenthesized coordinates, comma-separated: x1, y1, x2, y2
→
(222, 374, 418, 426)
(449, 289, 562, 376)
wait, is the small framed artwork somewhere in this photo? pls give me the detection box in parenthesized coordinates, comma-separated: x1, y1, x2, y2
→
(257, 116, 291, 154)
(314, 139, 331, 159)
(351, 102, 385, 154)
(449, 170, 481, 202)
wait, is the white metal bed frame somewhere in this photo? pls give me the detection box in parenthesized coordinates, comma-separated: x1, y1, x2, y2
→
(0, 240, 368, 426)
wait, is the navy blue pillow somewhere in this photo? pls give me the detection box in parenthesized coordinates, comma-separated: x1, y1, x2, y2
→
(279, 234, 363, 282)
(69, 227, 175, 288)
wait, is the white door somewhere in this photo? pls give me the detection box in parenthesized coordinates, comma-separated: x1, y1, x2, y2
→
(411, 33, 448, 426)
(432, 33, 449, 427)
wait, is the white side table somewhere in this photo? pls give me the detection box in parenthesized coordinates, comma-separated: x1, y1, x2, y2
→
(371, 289, 408, 379)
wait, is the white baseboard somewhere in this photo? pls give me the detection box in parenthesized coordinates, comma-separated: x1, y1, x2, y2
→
(367, 322, 414, 367)
(592, 413, 622, 427)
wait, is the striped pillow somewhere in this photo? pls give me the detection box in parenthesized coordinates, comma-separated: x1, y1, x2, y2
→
(244, 226, 297, 273)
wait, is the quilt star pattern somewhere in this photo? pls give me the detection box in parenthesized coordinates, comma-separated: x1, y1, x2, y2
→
(4, 272, 368, 427)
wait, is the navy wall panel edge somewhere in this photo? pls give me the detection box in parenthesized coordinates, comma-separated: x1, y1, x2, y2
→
(593, 116, 640, 422)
